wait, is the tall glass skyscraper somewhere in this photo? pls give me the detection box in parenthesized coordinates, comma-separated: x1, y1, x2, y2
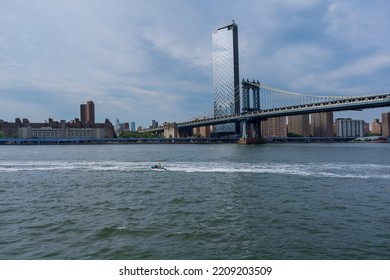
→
(212, 21, 240, 134)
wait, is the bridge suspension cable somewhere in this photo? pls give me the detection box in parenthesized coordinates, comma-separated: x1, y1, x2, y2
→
(257, 83, 360, 110)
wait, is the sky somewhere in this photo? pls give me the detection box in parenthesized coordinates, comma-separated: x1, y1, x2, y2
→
(1, 0, 390, 127)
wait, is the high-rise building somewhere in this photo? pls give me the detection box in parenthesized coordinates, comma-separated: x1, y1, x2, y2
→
(311, 112, 334, 137)
(371, 118, 382, 135)
(364, 122, 370, 136)
(261, 117, 287, 137)
(382, 112, 390, 137)
(212, 21, 240, 134)
(80, 101, 95, 124)
(335, 118, 365, 137)
(151, 120, 159, 128)
(288, 114, 310, 137)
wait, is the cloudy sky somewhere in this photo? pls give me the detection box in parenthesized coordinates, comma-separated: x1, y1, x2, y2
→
(1, 0, 390, 127)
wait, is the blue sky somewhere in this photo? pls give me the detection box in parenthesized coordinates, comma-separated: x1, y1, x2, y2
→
(1, 0, 390, 127)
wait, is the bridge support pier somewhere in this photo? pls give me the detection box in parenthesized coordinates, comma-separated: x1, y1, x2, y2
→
(163, 122, 193, 138)
(238, 119, 266, 144)
(163, 122, 179, 138)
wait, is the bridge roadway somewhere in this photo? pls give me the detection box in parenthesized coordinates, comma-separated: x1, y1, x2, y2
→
(144, 93, 390, 133)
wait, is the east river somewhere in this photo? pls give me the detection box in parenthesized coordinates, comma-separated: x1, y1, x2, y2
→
(1, 143, 389, 259)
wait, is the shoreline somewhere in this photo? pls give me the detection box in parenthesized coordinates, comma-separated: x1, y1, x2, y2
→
(0, 137, 388, 145)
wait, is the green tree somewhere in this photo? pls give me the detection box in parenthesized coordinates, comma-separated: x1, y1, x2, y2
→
(118, 131, 160, 138)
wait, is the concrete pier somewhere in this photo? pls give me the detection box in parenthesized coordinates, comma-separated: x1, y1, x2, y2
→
(237, 137, 266, 144)
(238, 118, 266, 144)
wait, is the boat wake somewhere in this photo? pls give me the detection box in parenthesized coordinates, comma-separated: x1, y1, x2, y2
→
(166, 162, 390, 179)
(0, 160, 389, 179)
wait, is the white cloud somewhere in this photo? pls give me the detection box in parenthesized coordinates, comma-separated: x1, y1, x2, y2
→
(328, 53, 390, 80)
(1, 0, 390, 125)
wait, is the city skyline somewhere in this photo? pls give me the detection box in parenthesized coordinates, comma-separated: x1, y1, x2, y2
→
(1, 1, 390, 127)
(1, 94, 390, 133)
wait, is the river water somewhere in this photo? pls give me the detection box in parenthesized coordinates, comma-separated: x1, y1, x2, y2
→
(0, 143, 389, 259)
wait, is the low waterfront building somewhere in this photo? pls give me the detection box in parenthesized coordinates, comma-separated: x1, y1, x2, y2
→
(15, 118, 114, 139)
(1, 100, 115, 138)
(18, 126, 106, 139)
(0, 119, 19, 138)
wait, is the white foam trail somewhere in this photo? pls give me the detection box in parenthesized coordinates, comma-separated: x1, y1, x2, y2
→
(0, 161, 389, 179)
(0, 161, 148, 172)
(166, 162, 390, 179)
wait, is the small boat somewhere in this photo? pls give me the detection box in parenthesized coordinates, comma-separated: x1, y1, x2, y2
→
(151, 163, 166, 171)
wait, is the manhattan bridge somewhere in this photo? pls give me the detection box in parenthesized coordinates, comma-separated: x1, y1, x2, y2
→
(144, 80, 390, 143)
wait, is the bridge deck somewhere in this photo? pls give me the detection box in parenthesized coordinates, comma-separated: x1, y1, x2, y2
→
(144, 93, 390, 132)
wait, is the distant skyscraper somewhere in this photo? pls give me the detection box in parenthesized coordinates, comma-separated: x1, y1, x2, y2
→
(212, 21, 240, 134)
(80, 101, 95, 124)
(151, 120, 159, 128)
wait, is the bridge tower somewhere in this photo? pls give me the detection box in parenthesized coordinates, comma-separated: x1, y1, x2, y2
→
(242, 79, 260, 111)
(239, 79, 265, 144)
(163, 122, 179, 138)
